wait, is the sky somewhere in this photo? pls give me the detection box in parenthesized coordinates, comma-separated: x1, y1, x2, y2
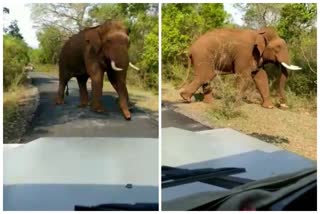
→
(3, 3, 244, 49)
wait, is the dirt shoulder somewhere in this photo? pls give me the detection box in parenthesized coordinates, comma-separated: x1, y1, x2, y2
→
(162, 83, 317, 160)
(4, 78, 39, 144)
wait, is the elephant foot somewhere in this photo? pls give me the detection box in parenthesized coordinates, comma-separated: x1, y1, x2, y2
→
(203, 93, 213, 104)
(279, 103, 289, 109)
(55, 97, 64, 105)
(122, 109, 131, 121)
(91, 103, 106, 113)
(78, 98, 89, 108)
(262, 100, 274, 109)
(179, 89, 192, 103)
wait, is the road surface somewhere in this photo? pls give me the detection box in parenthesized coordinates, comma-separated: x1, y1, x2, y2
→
(21, 72, 158, 143)
(161, 102, 211, 131)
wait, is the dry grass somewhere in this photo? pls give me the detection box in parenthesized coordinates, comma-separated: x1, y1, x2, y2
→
(4, 85, 34, 143)
(162, 82, 317, 160)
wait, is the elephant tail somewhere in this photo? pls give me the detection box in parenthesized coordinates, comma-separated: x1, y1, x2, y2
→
(178, 53, 192, 88)
(65, 84, 69, 96)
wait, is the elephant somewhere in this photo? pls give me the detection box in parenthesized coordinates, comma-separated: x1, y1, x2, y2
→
(55, 20, 139, 120)
(179, 27, 301, 109)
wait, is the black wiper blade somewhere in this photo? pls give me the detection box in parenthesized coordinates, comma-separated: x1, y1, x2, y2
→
(162, 166, 248, 189)
(74, 203, 158, 211)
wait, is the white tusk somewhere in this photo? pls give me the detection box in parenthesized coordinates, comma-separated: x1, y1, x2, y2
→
(111, 60, 123, 71)
(281, 62, 302, 71)
(129, 62, 140, 71)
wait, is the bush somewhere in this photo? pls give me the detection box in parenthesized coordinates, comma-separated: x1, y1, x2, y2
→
(207, 75, 245, 120)
(3, 35, 30, 91)
(162, 4, 228, 71)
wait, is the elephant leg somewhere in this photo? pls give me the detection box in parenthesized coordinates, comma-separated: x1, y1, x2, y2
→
(278, 66, 289, 108)
(253, 69, 273, 109)
(202, 82, 213, 103)
(180, 63, 216, 102)
(106, 70, 118, 92)
(76, 75, 89, 108)
(106, 71, 133, 110)
(235, 70, 253, 105)
(55, 73, 71, 105)
(88, 64, 105, 113)
(116, 79, 131, 120)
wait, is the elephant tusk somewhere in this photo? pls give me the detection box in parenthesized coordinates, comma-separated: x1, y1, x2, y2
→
(129, 62, 140, 71)
(281, 62, 302, 71)
(111, 60, 123, 71)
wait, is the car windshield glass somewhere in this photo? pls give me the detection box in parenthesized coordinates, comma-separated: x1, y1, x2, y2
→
(162, 167, 316, 211)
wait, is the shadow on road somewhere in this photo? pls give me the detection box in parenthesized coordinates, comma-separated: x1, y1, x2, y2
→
(249, 133, 289, 145)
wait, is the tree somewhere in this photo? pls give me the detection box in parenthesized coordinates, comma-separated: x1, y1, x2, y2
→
(3, 7, 9, 14)
(277, 3, 316, 42)
(276, 3, 317, 96)
(235, 3, 284, 28)
(30, 3, 92, 35)
(3, 7, 24, 40)
(37, 26, 66, 64)
(5, 20, 24, 40)
(162, 3, 229, 81)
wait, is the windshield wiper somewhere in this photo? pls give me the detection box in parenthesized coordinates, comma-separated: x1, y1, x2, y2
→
(162, 167, 316, 211)
(74, 203, 158, 211)
(162, 166, 252, 189)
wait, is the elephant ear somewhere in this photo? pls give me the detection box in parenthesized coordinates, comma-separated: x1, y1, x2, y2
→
(84, 26, 102, 54)
(254, 30, 267, 57)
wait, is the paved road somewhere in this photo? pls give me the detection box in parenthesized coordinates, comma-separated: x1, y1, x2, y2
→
(161, 102, 211, 132)
(21, 72, 158, 143)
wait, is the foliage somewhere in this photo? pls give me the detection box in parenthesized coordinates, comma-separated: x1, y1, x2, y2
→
(277, 3, 316, 42)
(3, 35, 30, 91)
(277, 4, 316, 96)
(4, 20, 24, 40)
(235, 3, 284, 28)
(162, 3, 229, 81)
(36, 26, 66, 64)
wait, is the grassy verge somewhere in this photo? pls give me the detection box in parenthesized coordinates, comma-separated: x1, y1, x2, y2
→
(4, 85, 30, 143)
(34, 63, 58, 75)
(103, 80, 158, 114)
